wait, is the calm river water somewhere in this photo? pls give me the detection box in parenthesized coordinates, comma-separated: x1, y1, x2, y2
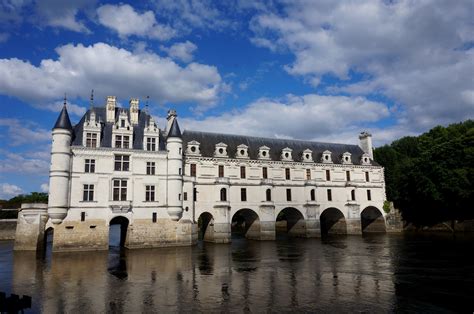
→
(1, 233, 473, 313)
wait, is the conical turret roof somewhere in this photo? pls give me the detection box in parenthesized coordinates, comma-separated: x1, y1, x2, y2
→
(167, 118, 182, 138)
(53, 105, 73, 131)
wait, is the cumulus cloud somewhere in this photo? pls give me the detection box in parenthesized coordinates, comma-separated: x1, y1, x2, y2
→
(35, 0, 96, 32)
(0, 150, 50, 175)
(161, 41, 197, 62)
(250, 1, 474, 133)
(181, 94, 390, 144)
(0, 183, 24, 199)
(97, 4, 176, 40)
(0, 42, 224, 109)
(0, 118, 51, 146)
(40, 183, 49, 193)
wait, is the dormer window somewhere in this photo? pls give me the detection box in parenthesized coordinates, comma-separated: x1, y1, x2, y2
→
(214, 142, 228, 158)
(85, 132, 98, 148)
(83, 109, 101, 148)
(236, 144, 249, 159)
(342, 152, 352, 164)
(115, 135, 130, 149)
(302, 149, 313, 162)
(321, 150, 333, 164)
(281, 147, 293, 161)
(146, 137, 156, 151)
(121, 119, 125, 128)
(258, 146, 270, 160)
(186, 140, 201, 156)
(143, 114, 159, 152)
(361, 153, 371, 165)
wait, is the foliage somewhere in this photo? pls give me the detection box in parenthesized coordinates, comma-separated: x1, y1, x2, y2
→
(0, 192, 48, 210)
(383, 200, 391, 214)
(374, 120, 474, 226)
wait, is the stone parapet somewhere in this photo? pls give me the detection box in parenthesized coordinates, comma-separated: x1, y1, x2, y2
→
(14, 203, 48, 251)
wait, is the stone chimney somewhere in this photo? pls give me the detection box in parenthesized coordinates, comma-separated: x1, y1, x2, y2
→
(166, 109, 177, 135)
(129, 98, 139, 125)
(359, 131, 373, 160)
(106, 96, 116, 123)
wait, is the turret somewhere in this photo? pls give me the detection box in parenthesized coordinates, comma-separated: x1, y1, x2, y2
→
(48, 100, 73, 224)
(166, 116, 183, 221)
(359, 131, 373, 160)
(166, 109, 177, 136)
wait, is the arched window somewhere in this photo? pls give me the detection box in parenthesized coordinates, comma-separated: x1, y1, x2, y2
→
(220, 188, 227, 201)
(351, 189, 356, 201)
(266, 188, 272, 201)
(310, 189, 316, 201)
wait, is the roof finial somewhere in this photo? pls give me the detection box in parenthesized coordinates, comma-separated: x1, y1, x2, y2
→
(63, 93, 67, 107)
(145, 95, 150, 112)
(90, 89, 94, 108)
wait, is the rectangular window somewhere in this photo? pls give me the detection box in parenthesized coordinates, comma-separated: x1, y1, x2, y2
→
(115, 135, 130, 149)
(240, 166, 246, 179)
(367, 190, 372, 201)
(306, 169, 311, 180)
(81, 212, 85, 222)
(146, 162, 155, 175)
(326, 170, 331, 181)
(193, 188, 197, 201)
(85, 159, 95, 173)
(286, 188, 292, 201)
(115, 135, 122, 148)
(351, 190, 356, 201)
(114, 155, 130, 171)
(190, 164, 197, 177)
(346, 171, 351, 181)
(183, 192, 188, 201)
(327, 189, 332, 201)
(365, 171, 370, 182)
(146, 185, 155, 202)
(262, 167, 268, 179)
(146, 137, 156, 151)
(152, 212, 157, 223)
(241, 188, 247, 202)
(113, 179, 127, 201)
(86, 133, 97, 148)
(285, 168, 290, 180)
(121, 120, 125, 128)
(82, 184, 94, 201)
(218, 165, 224, 177)
(123, 135, 130, 149)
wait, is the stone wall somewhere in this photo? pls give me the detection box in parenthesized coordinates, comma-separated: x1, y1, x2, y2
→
(0, 219, 17, 240)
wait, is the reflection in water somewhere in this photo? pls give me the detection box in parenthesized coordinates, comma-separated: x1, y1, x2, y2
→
(2, 234, 473, 312)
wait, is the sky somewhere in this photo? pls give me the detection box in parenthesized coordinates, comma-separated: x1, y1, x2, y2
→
(0, 0, 473, 199)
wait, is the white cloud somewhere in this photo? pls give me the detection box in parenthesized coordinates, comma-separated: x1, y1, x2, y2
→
(97, 4, 176, 40)
(40, 183, 49, 193)
(0, 150, 50, 175)
(0, 183, 24, 199)
(35, 0, 95, 33)
(0, 118, 51, 146)
(37, 100, 86, 117)
(161, 41, 197, 63)
(0, 42, 224, 109)
(250, 1, 474, 133)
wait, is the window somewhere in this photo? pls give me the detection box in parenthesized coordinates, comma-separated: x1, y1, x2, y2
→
(365, 171, 370, 182)
(146, 162, 155, 175)
(351, 190, 356, 201)
(193, 188, 197, 201)
(218, 165, 224, 177)
(241, 188, 247, 201)
(285, 168, 290, 180)
(306, 169, 311, 180)
(146, 137, 156, 151)
(82, 184, 94, 201)
(113, 179, 127, 201)
(240, 166, 246, 179)
(310, 189, 316, 201)
(114, 155, 130, 171)
(81, 212, 85, 222)
(327, 189, 332, 201)
(326, 170, 331, 181)
(115, 135, 130, 149)
(179, 168, 182, 175)
(266, 189, 272, 201)
(85, 159, 95, 173)
(121, 120, 125, 128)
(262, 167, 268, 179)
(146, 185, 155, 202)
(346, 171, 351, 181)
(190, 164, 196, 177)
(86, 132, 97, 148)
(220, 188, 227, 201)
(286, 188, 292, 201)
(183, 192, 188, 201)
(367, 190, 372, 201)
(152, 212, 157, 223)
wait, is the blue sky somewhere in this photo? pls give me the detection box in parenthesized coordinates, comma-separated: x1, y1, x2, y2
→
(0, 0, 473, 198)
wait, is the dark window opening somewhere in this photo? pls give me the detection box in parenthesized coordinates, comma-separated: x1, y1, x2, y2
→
(220, 188, 227, 201)
(327, 189, 332, 201)
(286, 189, 292, 201)
(241, 188, 247, 201)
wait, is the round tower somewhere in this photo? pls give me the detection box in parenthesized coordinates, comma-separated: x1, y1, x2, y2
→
(166, 116, 183, 221)
(48, 101, 73, 224)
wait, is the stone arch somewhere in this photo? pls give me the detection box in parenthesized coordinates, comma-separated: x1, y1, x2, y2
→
(361, 206, 386, 233)
(276, 207, 306, 237)
(198, 212, 215, 242)
(109, 216, 129, 248)
(320, 207, 347, 235)
(231, 208, 261, 240)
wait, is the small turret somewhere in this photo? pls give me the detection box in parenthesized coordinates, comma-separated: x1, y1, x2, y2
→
(166, 109, 177, 135)
(166, 114, 183, 221)
(359, 131, 373, 160)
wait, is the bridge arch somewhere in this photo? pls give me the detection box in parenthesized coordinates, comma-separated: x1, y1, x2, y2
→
(320, 207, 347, 235)
(197, 211, 215, 242)
(231, 208, 261, 240)
(361, 206, 386, 233)
(109, 216, 129, 248)
(275, 207, 306, 237)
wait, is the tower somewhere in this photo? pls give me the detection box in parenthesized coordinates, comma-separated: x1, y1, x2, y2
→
(48, 100, 73, 224)
(166, 116, 183, 221)
(359, 131, 373, 160)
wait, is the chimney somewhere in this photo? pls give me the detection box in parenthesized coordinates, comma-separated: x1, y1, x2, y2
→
(106, 96, 116, 123)
(359, 131, 373, 160)
(166, 109, 177, 135)
(129, 98, 139, 124)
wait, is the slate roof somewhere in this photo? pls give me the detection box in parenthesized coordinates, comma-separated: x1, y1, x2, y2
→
(182, 130, 376, 165)
(168, 118, 182, 138)
(53, 105, 73, 131)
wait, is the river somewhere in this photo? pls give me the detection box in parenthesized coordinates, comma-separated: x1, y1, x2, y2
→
(0, 233, 473, 313)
